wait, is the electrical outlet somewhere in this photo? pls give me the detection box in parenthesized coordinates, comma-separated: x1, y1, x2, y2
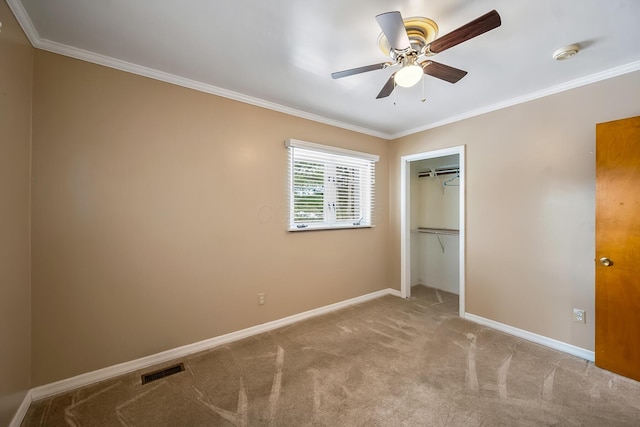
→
(573, 308, 586, 323)
(258, 293, 265, 306)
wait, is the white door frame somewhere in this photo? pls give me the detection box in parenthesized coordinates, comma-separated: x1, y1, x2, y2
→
(400, 145, 466, 318)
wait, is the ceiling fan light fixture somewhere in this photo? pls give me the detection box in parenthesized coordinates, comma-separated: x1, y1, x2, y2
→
(395, 63, 423, 87)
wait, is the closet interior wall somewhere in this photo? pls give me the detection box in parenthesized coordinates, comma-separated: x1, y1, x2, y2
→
(410, 155, 460, 294)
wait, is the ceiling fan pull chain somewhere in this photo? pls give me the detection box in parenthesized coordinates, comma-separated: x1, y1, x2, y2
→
(393, 80, 397, 106)
(421, 75, 426, 102)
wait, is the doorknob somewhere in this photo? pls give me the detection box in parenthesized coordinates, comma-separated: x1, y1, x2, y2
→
(599, 257, 613, 267)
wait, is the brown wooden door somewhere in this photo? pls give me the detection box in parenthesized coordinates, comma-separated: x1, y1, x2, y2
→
(595, 115, 640, 381)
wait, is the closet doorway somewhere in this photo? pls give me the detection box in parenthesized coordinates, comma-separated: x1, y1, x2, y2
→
(400, 146, 465, 317)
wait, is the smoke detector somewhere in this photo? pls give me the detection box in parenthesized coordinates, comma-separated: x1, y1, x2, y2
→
(553, 44, 580, 61)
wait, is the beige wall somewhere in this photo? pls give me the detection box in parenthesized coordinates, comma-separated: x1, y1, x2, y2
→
(31, 50, 389, 385)
(12, 15, 640, 391)
(0, 0, 33, 424)
(389, 70, 640, 351)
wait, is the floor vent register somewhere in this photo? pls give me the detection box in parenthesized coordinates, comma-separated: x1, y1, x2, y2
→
(141, 363, 185, 385)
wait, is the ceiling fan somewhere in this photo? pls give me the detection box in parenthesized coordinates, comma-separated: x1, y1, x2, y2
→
(331, 10, 501, 99)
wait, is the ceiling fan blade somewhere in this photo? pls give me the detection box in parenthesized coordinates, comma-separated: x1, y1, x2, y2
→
(421, 61, 468, 84)
(426, 10, 501, 54)
(331, 62, 389, 79)
(375, 11, 411, 51)
(376, 73, 396, 99)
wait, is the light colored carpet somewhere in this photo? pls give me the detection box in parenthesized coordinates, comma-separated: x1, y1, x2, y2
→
(22, 286, 640, 426)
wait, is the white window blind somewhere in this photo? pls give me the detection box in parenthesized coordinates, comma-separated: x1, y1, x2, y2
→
(286, 139, 378, 231)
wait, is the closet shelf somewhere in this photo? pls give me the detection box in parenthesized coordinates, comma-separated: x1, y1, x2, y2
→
(414, 227, 459, 235)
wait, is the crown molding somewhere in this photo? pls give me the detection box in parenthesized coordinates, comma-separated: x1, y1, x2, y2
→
(391, 59, 640, 139)
(8, 0, 640, 142)
(6, 0, 39, 45)
(7, 1, 390, 139)
(35, 38, 393, 139)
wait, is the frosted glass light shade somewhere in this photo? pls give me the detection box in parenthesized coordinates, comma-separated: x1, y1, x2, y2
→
(395, 64, 423, 88)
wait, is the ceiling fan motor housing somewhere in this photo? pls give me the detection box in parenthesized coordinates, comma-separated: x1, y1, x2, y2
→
(377, 17, 439, 58)
(331, 10, 501, 98)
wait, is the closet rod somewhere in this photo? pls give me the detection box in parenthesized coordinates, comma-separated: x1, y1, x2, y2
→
(415, 227, 459, 235)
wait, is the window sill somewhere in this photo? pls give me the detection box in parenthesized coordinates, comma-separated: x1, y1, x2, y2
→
(288, 224, 374, 232)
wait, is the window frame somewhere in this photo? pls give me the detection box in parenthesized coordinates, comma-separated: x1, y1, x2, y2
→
(285, 139, 379, 232)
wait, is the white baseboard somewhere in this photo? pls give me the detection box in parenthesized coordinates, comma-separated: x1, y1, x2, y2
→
(464, 313, 595, 362)
(16, 290, 596, 425)
(30, 287, 401, 401)
(9, 390, 32, 427)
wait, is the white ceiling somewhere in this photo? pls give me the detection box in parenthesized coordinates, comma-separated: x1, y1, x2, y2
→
(8, 0, 640, 139)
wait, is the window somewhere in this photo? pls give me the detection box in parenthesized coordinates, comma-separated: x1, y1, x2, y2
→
(286, 139, 378, 231)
